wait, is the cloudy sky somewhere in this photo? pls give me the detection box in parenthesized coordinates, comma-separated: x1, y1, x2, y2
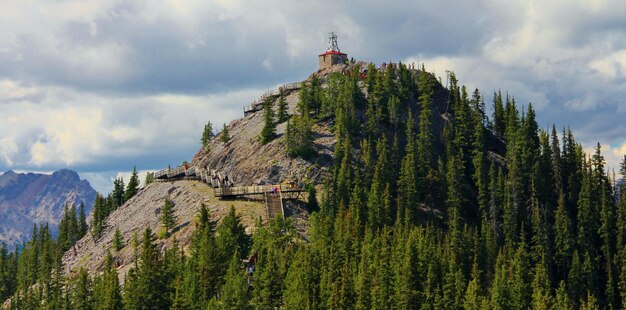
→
(1, 0, 625, 193)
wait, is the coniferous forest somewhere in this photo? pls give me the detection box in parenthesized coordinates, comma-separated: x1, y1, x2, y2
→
(2, 63, 626, 309)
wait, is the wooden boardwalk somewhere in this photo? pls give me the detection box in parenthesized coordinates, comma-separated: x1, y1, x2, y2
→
(243, 82, 302, 116)
(154, 165, 306, 221)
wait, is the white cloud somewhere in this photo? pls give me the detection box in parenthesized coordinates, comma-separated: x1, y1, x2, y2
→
(0, 0, 625, 188)
(0, 81, 258, 172)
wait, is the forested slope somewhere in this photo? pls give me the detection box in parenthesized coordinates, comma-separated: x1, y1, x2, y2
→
(2, 61, 626, 309)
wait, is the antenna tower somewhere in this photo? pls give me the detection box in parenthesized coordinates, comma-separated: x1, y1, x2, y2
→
(326, 32, 340, 52)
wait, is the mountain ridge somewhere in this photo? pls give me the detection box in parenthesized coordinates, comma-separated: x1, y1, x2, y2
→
(0, 169, 97, 247)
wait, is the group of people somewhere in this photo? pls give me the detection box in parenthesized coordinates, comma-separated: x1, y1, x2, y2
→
(267, 180, 304, 196)
(286, 180, 303, 190)
(211, 172, 234, 188)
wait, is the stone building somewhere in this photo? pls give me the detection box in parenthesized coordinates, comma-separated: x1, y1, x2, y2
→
(319, 32, 348, 69)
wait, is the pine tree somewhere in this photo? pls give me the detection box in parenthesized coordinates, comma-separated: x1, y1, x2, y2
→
(71, 268, 92, 310)
(306, 185, 319, 213)
(144, 172, 155, 186)
(216, 206, 251, 264)
(554, 190, 573, 279)
(283, 247, 320, 309)
(112, 177, 125, 207)
(219, 250, 251, 309)
(78, 203, 88, 238)
(276, 95, 289, 123)
(252, 248, 284, 309)
(286, 114, 315, 159)
(397, 110, 418, 225)
(201, 121, 214, 150)
(113, 227, 124, 252)
(93, 253, 123, 310)
(259, 98, 277, 144)
(131, 228, 168, 309)
(463, 278, 483, 310)
(531, 255, 553, 310)
(161, 198, 177, 236)
(492, 91, 505, 139)
(220, 123, 230, 143)
(124, 166, 140, 202)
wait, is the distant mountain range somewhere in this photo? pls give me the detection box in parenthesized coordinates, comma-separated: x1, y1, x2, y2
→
(0, 169, 97, 247)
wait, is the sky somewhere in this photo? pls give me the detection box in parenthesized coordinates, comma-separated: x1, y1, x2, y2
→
(1, 0, 626, 193)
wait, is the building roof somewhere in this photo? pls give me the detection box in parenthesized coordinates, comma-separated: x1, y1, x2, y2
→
(318, 50, 347, 57)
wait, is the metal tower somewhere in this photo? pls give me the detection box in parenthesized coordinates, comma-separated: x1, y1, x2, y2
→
(326, 32, 340, 52)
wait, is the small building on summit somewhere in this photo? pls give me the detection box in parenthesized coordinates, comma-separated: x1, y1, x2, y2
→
(319, 32, 348, 69)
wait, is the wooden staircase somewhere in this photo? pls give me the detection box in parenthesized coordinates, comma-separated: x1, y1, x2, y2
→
(264, 190, 284, 221)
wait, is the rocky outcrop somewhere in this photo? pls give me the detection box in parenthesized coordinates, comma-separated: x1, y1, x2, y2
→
(0, 169, 97, 247)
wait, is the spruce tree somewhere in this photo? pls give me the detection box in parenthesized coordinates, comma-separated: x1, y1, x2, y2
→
(112, 177, 125, 207)
(144, 172, 155, 186)
(201, 121, 214, 150)
(93, 253, 123, 310)
(276, 95, 289, 123)
(78, 203, 88, 238)
(113, 227, 124, 252)
(219, 250, 251, 309)
(220, 123, 230, 143)
(134, 228, 168, 309)
(259, 99, 276, 145)
(161, 198, 177, 236)
(216, 206, 251, 264)
(72, 268, 92, 310)
(306, 185, 320, 213)
(124, 166, 140, 202)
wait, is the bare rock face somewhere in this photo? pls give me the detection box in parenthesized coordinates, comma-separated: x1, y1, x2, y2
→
(62, 180, 267, 282)
(0, 169, 96, 247)
(191, 75, 336, 187)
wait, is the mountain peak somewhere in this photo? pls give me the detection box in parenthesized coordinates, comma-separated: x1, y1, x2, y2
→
(0, 169, 97, 248)
(52, 168, 80, 180)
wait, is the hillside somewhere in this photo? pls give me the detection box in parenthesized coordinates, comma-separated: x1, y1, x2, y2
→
(61, 62, 507, 280)
(192, 63, 505, 187)
(61, 179, 310, 282)
(9, 59, 621, 309)
(0, 169, 96, 247)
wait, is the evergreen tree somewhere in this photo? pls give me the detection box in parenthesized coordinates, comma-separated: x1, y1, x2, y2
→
(161, 198, 177, 236)
(71, 268, 92, 310)
(127, 228, 168, 309)
(216, 206, 251, 264)
(124, 166, 140, 202)
(283, 247, 320, 309)
(201, 121, 214, 150)
(259, 98, 277, 144)
(78, 203, 88, 238)
(286, 113, 315, 159)
(492, 91, 505, 139)
(220, 123, 231, 143)
(112, 177, 125, 207)
(306, 185, 320, 213)
(531, 255, 553, 310)
(113, 227, 124, 252)
(219, 250, 251, 309)
(93, 253, 123, 310)
(144, 172, 155, 186)
(276, 95, 289, 123)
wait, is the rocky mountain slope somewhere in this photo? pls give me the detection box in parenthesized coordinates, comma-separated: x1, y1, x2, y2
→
(0, 169, 97, 247)
(62, 180, 305, 282)
(191, 63, 504, 187)
(63, 62, 506, 280)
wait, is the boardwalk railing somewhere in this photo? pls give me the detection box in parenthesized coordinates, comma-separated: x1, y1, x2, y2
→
(214, 184, 305, 199)
(243, 81, 303, 115)
(154, 164, 305, 222)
